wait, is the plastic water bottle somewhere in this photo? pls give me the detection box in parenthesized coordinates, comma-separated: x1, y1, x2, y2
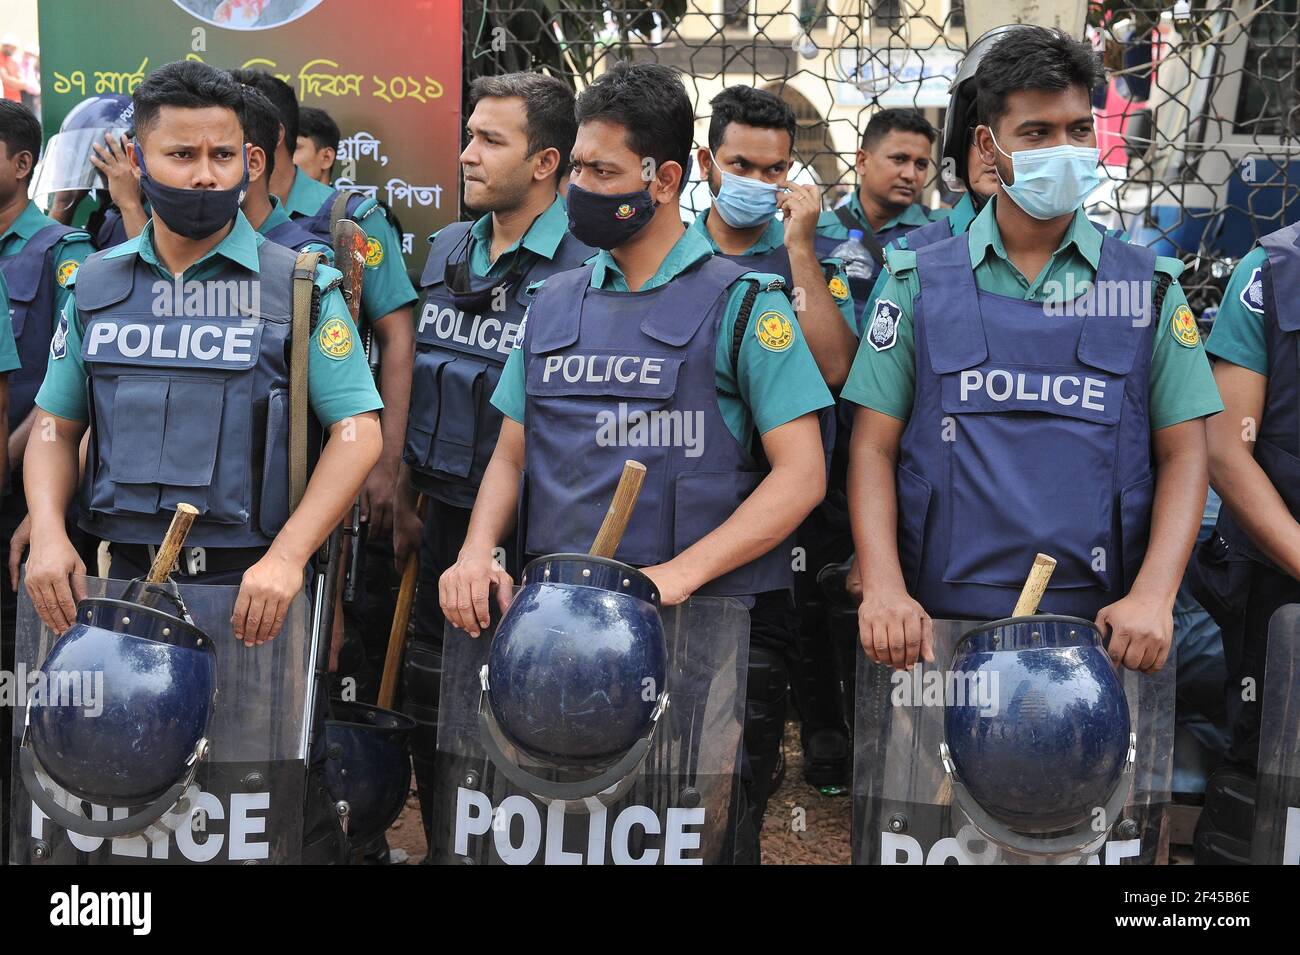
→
(831, 228, 875, 281)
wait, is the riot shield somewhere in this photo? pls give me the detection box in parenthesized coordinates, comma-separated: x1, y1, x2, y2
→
(853, 619, 1175, 865)
(1252, 604, 1300, 865)
(428, 594, 749, 865)
(9, 575, 313, 865)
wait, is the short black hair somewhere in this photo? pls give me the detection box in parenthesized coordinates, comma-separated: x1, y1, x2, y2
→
(976, 26, 1105, 130)
(0, 100, 41, 180)
(707, 85, 796, 153)
(238, 86, 281, 178)
(297, 105, 340, 152)
(228, 68, 298, 150)
(861, 108, 937, 151)
(576, 62, 693, 194)
(469, 72, 578, 180)
(131, 60, 245, 141)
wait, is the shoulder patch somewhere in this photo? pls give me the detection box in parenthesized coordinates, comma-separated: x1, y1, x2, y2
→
(317, 316, 354, 359)
(1171, 304, 1200, 347)
(55, 259, 79, 287)
(50, 310, 69, 360)
(364, 236, 384, 268)
(754, 309, 794, 352)
(867, 299, 902, 352)
(1240, 265, 1264, 314)
(827, 275, 850, 301)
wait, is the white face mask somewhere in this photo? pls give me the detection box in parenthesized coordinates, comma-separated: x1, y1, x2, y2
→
(988, 128, 1102, 220)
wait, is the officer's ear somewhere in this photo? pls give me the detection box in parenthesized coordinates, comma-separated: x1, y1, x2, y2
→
(649, 158, 684, 204)
(853, 147, 868, 178)
(696, 145, 713, 182)
(973, 124, 998, 169)
(247, 144, 267, 184)
(530, 145, 560, 183)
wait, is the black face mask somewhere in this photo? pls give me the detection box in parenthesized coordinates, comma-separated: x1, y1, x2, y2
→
(136, 147, 248, 240)
(443, 220, 534, 312)
(565, 182, 657, 250)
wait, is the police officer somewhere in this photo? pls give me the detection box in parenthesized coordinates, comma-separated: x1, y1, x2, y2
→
(236, 85, 332, 258)
(394, 71, 592, 854)
(294, 105, 339, 186)
(22, 60, 382, 642)
(844, 27, 1221, 672)
(690, 84, 858, 791)
(232, 69, 414, 544)
(1192, 221, 1300, 862)
(440, 63, 832, 859)
(0, 100, 97, 628)
(692, 85, 857, 386)
(814, 107, 947, 331)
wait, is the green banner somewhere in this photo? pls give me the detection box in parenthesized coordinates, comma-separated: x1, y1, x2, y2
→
(37, 0, 461, 266)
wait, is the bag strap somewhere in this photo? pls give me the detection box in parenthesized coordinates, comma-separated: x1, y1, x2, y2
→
(290, 251, 324, 513)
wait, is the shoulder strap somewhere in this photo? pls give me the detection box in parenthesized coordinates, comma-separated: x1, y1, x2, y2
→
(717, 278, 760, 399)
(1152, 270, 1173, 324)
(833, 206, 885, 267)
(290, 250, 324, 513)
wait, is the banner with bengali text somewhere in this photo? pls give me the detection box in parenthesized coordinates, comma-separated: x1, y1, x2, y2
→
(37, 0, 461, 268)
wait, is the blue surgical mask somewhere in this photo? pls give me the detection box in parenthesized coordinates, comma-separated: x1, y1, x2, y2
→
(988, 130, 1102, 221)
(710, 152, 780, 229)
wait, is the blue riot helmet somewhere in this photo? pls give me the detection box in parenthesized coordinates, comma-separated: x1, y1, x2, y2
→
(478, 554, 669, 808)
(940, 615, 1136, 859)
(324, 699, 416, 846)
(30, 93, 135, 214)
(941, 23, 1031, 193)
(20, 587, 216, 839)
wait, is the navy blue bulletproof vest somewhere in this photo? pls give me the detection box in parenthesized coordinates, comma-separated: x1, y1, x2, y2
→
(900, 232, 1158, 621)
(294, 189, 366, 244)
(1216, 222, 1300, 567)
(74, 240, 307, 548)
(521, 256, 793, 598)
(405, 221, 594, 509)
(263, 215, 327, 254)
(0, 223, 82, 429)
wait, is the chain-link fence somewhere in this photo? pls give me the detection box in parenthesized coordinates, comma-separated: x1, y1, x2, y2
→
(463, 1, 1299, 314)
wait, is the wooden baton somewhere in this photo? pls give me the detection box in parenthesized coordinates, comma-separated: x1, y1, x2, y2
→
(146, 503, 200, 583)
(1011, 553, 1058, 617)
(589, 461, 647, 558)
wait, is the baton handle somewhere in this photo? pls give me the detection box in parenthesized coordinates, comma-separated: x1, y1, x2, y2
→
(147, 503, 200, 583)
(1012, 553, 1057, 617)
(589, 461, 647, 559)
(379, 494, 425, 710)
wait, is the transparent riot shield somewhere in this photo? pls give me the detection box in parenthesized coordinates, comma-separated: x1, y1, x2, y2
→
(10, 575, 312, 865)
(429, 594, 749, 865)
(853, 619, 1175, 865)
(1252, 604, 1300, 864)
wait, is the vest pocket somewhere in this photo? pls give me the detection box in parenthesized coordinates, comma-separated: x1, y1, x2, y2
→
(259, 388, 290, 537)
(944, 413, 1115, 590)
(1118, 474, 1155, 589)
(107, 376, 228, 518)
(895, 463, 932, 593)
(405, 351, 488, 481)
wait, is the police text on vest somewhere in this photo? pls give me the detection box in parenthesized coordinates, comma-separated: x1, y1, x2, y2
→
(85, 322, 256, 363)
(418, 303, 520, 356)
(958, 369, 1107, 411)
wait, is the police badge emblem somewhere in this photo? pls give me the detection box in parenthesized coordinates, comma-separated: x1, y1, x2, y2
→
(50, 312, 68, 360)
(1241, 265, 1264, 314)
(364, 236, 383, 268)
(868, 299, 901, 352)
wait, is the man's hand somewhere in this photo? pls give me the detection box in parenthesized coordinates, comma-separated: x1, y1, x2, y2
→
(440, 549, 513, 637)
(24, 531, 86, 634)
(9, 512, 31, 591)
(779, 181, 822, 252)
(392, 491, 423, 573)
(641, 559, 696, 607)
(233, 548, 306, 647)
(359, 458, 397, 538)
(845, 555, 863, 603)
(90, 132, 142, 214)
(1095, 590, 1174, 672)
(858, 586, 934, 670)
